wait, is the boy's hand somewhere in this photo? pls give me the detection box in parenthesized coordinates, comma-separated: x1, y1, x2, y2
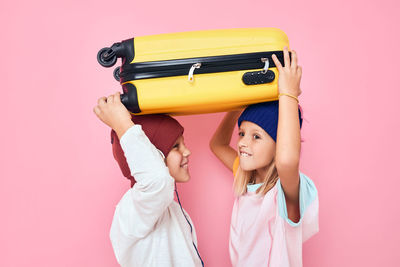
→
(93, 92, 134, 137)
(271, 47, 302, 97)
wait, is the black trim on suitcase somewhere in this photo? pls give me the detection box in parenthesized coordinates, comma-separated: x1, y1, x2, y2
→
(121, 83, 141, 113)
(119, 51, 290, 83)
(119, 38, 135, 70)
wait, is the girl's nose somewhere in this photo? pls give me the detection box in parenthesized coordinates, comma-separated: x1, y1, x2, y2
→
(238, 139, 248, 148)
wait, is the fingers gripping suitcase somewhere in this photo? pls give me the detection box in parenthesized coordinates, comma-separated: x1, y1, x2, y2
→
(97, 28, 291, 115)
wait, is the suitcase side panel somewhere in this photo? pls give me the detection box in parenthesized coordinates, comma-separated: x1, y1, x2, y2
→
(131, 28, 289, 63)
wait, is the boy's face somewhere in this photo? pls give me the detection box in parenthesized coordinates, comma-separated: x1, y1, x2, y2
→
(166, 135, 191, 183)
(237, 121, 276, 171)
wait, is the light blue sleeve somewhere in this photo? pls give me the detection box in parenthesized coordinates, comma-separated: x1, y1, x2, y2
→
(277, 171, 318, 227)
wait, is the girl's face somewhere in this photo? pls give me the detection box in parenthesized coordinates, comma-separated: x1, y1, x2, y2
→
(166, 135, 191, 183)
(237, 121, 276, 172)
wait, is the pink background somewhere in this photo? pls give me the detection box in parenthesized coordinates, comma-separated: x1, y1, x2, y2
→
(1, 0, 399, 266)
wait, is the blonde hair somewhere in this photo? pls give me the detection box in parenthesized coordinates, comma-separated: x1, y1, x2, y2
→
(233, 157, 279, 196)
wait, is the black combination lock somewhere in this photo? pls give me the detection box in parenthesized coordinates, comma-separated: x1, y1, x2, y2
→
(242, 70, 275, 85)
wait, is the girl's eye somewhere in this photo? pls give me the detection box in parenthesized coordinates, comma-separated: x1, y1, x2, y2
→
(253, 134, 260, 139)
(173, 143, 179, 149)
(239, 132, 244, 137)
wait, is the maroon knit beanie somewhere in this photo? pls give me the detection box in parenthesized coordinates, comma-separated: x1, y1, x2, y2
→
(111, 114, 184, 187)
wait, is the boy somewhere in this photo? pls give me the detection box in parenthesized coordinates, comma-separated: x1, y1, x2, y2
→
(93, 92, 203, 267)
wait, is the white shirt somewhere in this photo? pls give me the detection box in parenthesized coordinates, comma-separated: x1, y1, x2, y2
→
(110, 125, 203, 267)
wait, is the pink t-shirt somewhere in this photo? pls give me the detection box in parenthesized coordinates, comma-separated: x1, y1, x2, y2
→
(230, 158, 319, 267)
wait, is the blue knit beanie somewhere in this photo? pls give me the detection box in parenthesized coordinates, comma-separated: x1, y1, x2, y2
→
(238, 101, 303, 142)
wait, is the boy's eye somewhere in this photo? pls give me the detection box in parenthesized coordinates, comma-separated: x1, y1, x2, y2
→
(238, 132, 244, 137)
(253, 134, 260, 139)
(173, 143, 179, 149)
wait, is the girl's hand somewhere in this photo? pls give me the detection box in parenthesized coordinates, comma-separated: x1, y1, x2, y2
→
(271, 47, 302, 97)
(93, 92, 134, 134)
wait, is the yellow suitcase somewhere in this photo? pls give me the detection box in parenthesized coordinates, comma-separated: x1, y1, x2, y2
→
(97, 28, 291, 115)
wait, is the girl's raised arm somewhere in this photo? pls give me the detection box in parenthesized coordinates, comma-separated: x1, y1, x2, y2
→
(209, 110, 242, 171)
(272, 48, 302, 206)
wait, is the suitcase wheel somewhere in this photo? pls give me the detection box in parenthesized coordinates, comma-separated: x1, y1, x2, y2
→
(113, 66, 121, 81)
(97, 47, 117, 67)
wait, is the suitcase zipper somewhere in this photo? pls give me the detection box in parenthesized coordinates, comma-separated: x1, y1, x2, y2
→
(188, 58, 270, 82)
(188, 63, 202, 82)
(119, 51, 287, 83)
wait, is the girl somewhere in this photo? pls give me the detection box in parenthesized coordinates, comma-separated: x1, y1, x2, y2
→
(93, 92, 203, 267)
(209, 47, 319, 266)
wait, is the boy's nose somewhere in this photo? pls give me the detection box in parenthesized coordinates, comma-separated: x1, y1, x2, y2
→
(183, 147, 191, 157)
